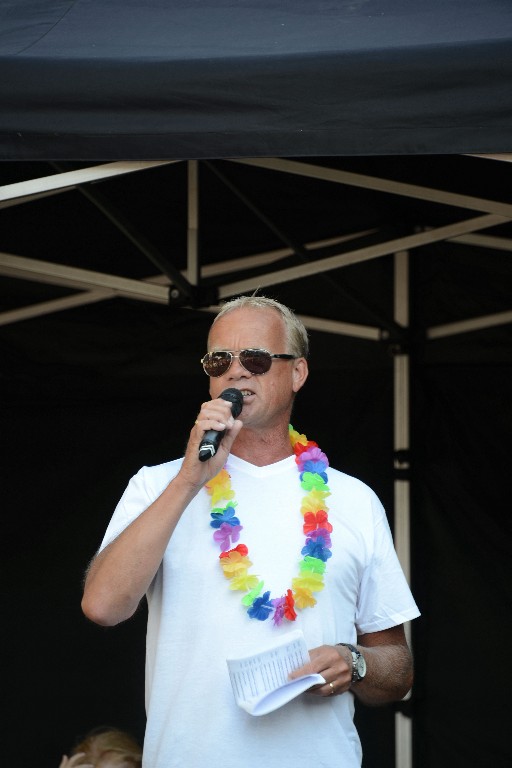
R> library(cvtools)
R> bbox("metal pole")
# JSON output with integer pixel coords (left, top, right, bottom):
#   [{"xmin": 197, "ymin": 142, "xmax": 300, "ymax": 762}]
[
  {"xmin": 187, "ymin": 160, "xmax": 199, "ymax": 286},
  {"xmin": 393, "ymin": 250, "xmax": 412, "ymax": 768}
]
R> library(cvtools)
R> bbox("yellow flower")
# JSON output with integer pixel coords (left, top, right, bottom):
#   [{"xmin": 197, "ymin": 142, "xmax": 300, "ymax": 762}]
[
  {"xmin": 289, "ymin": 426, "xmax": 308, "ymax": 448},
  {"xmin": 206, "ymin": 469, "xmax": 235, "ymax": 506},
  {"xmin": 301, "ymin": 489, "xmax": 331, "ymax": 516},
  {"xmin": 292, "ymin": 572, "xmax": 325, "ymax": 593},
  {"xmin": 292, "ymin": 585, "xmax": 317, "ymax": 609},
  {"xmin": 229, "ymin": 573, "xmax": 261, "ymax": 592},
  {"xmin": 219, "ymin": 551, "xmax": 252, "ymax": 579}
]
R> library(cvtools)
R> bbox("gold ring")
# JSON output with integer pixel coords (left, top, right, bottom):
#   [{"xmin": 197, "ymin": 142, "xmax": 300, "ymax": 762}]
[{"xmin": 329, "ymin": 682, "xmax": 335, "ymax": 695}]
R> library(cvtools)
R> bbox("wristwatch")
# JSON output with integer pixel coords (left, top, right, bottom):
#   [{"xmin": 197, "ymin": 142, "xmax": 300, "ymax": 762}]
[{"xmin": 337, "ymin": 643, "xmax": 367, "ymax": 683}]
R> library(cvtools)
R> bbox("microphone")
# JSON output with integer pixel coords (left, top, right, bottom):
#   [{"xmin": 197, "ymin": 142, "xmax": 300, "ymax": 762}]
[{"xmin": 198, "ymin": 388, "xmax": 244, "ymax": 462}]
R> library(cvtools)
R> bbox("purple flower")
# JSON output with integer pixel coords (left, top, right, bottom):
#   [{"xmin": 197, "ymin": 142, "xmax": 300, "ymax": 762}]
[
  {"xmin": 296, "ymin": 447, "xmax": 329, "ymax": 473},
  {"xmin": 213, "ymin": 522, "xmax": 242, "ymax": 551},
  {"xmin": 271, "ymin": 596, "xmax": 286, "ymax": 626},
  {"xmin": 308, "ymin": 528, "xmax": 332, "ymax": 548}
]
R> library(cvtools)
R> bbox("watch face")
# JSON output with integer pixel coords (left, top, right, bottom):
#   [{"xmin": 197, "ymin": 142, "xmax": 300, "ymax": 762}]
[{"xmin": 356, "ymin": 655, "xmax": 367, "ymax": 679}]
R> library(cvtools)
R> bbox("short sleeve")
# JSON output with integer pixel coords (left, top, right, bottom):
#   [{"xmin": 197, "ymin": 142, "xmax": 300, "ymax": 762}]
[
  {"xmin": 355, "ymin": 493, "xmax": 420, "ymax": 634},
  {"xmin": 99, "ymin": 461, "xmax": 179, "ymax": 551}
]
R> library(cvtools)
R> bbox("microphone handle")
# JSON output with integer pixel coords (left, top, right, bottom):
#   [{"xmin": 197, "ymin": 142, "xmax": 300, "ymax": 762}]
[
  {"xmin": 198, "ymin": 428, "xmax": 226, "ymax": 462},
  {"xmin": 197, "ymin": 387, "xmax": 243, "ymax": 462}
]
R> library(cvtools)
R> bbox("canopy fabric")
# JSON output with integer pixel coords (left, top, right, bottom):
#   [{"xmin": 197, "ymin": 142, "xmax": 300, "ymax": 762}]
[
  {"xmin": 1, "ymin": 0, "xmax": 511, "ymax": 160},
  {"xmin": 1, "ymin": 3, "xmax": 511, "ymax": 767}
]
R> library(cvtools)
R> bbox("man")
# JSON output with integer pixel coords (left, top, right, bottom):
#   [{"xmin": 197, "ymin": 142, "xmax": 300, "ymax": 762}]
[{"xmin": 82, "ymin": 295, "xmax": 420, "ymax": 768}]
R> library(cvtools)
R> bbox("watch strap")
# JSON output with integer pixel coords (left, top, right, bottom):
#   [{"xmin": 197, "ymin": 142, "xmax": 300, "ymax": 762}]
[{"xmin": 337, "ymin": 642, "xmax": 365, "ymax": 683}]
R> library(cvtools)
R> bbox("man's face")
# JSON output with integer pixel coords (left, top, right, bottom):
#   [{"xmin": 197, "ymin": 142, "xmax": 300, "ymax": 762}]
[{"xmin": 206, "ymin": 307, "xmax": 308, "ymax": 431}]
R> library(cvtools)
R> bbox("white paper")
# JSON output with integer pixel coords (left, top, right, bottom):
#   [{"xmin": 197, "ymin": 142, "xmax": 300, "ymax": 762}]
[{"xmin": 226, "ymin": 629, "xmax": 325, "ymax": 716}]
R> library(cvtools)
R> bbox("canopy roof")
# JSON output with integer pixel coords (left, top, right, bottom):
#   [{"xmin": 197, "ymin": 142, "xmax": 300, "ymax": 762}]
[
  {"xmin": 1, "ymin": 0, "xmax": 512, "ymax": 159},
  {"xmin": 1, "ymin": 4, "xmax": 511, "ymax": 768}
]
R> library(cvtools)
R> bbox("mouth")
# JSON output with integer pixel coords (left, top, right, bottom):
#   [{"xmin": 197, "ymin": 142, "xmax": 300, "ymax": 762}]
[{"xmin": 240, "ymin": 389, "xmax": 255, "ymax": 399}]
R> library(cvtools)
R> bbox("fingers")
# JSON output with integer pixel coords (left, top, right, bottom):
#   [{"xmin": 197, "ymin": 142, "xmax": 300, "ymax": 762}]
[
  {"xmin": 195, "ymin": 398, "xmax": 239, "ymax": 432},
  {"xmin": 191, "ymin": 397, "xmax": 244, "ymax": 458},
  {"xmin": 290, "ymin": 644, "xmax": 352, "ymax": 698},
  {"xmin": 59, "ymin": 755, "xmax": 93, "ymax": 768},
  {"xmin": 70, "ymin": 755, "xmax": 92, "ymax": 768},
  {"xmin": 180, "ymin": 398, "xmax": 243, "ymax": 485}
]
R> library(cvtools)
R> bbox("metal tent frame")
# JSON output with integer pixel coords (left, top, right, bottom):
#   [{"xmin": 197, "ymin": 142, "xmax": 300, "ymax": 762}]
[{"xmin": 1, "ymin": 155, "xmax": 511, "ymax": 768}]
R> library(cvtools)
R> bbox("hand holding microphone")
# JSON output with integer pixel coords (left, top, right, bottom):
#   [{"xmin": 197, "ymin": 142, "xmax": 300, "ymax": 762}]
[{"xmin": 198, "ymin": 388, "xmax": 244, "ymax": 462}]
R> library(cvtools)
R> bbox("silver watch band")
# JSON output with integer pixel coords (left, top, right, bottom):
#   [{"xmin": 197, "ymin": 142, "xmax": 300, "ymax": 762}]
[{"xmin": 337, "ymin": 642, "xmax": 365, "ymax": 683}]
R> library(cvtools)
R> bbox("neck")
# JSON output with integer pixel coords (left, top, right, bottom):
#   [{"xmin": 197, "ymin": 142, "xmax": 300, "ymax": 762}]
[{"xmin": 230, "ymin": 424, "xmax": 293, "ymax": 467}]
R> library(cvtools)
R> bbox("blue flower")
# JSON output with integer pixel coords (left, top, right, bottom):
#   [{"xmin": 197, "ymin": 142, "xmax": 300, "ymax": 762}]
[
  {"xmin": 301, "ymin": 537, "xmax": 332, "ymax": 562},
  {"xmin": 210, "ymin": 505, "xmax": 240, "ymax": 529},
  {"xmin": 247, "ymin": 590, "xmax": 273, "ymax": 620},
  {"xmin": 303, "ymin": 458, "xmax": 328, "ymax": 475},
  {"xmin": 300, "ymin": 465, "xmax": 328, "ymax": 483}
]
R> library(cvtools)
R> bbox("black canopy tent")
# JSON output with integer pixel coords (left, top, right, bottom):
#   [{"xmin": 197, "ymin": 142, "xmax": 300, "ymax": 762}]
[
  {"xmin": 1, "ymin": 0, "xmax": 512, "ymax": 159},
  {"xmin": 1, "ymin": 3, "xmax": 511, "ymax": 768}
]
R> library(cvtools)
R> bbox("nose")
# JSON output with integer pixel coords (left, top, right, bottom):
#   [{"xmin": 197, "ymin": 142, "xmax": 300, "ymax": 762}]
[{"xmin": 228, "ymin": 355, "xmax": 252, "ymax": 378}]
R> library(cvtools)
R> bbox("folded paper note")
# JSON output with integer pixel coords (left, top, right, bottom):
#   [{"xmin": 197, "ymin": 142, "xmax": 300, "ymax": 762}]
[{"xmin": 226, "ymin": 629, "xmax": 325, "ymax": 716}]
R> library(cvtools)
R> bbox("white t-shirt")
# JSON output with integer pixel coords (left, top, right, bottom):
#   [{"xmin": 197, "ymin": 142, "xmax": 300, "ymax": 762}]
[{"xmin": 102, "ymin": 454, "xmax": 420, "ymax": 768}]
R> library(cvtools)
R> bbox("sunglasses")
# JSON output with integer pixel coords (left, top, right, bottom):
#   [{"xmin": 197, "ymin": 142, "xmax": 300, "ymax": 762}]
[{"xmin": 201, "ymin": 348, "xmax": 297, "ymax": 377}]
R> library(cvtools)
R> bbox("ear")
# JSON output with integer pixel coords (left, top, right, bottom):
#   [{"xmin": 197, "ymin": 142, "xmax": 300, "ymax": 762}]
[{"xmin": 292, "ymin": 358, "xmax": 309, "ymax": 393}]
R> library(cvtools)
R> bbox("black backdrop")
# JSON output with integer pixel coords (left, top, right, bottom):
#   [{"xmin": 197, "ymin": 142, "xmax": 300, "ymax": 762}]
[
  {"xmin": 1, "ymin": 0, "xmax": 512, "ymax": 764},
  {"xmin": 2, "ymin": 265, "xmax": 511, "ymax": 767}
]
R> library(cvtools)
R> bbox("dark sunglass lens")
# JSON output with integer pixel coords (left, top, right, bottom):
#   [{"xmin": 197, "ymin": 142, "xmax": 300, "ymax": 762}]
[
  {"xmin": 204, "ymin": 352, "xmax": 231, "ymax": 376},
  {"xmin": 240, "ymin": 349, "xmax": 272, "ymax": 374}
]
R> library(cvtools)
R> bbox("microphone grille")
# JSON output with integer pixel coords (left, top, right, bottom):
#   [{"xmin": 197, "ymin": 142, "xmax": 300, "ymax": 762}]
[{"xmin": 220, "ymin": 388, "xmax": 244, "ymax": 418}]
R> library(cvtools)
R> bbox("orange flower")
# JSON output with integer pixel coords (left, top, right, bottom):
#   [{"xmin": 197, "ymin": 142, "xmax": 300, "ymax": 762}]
[
  {"xmin": 303, "ymin": 510, "xmax": 333, "ymax": 535},
  {"xmin": 284, "ymin": 589, "xmax": 297, "ymax": 621},
  {"xmin": 219, "ymin": 550, "xmax": 253, "ymax": 579}
]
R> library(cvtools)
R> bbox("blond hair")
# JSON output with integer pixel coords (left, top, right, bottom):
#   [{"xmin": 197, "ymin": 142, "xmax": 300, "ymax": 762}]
[
  {"xmin": 211, "ymin": 295, "xmax": 309, "ymax": 359},
  {"xmin": 71, "ymin": 727, "xmax": 142, "ymax": 768}
]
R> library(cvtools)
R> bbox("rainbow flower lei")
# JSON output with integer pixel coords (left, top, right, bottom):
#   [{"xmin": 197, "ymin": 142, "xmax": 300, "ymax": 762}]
[{"xmin": 205, "ymin": 425, "xmax": 332, "ymax": 625}]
